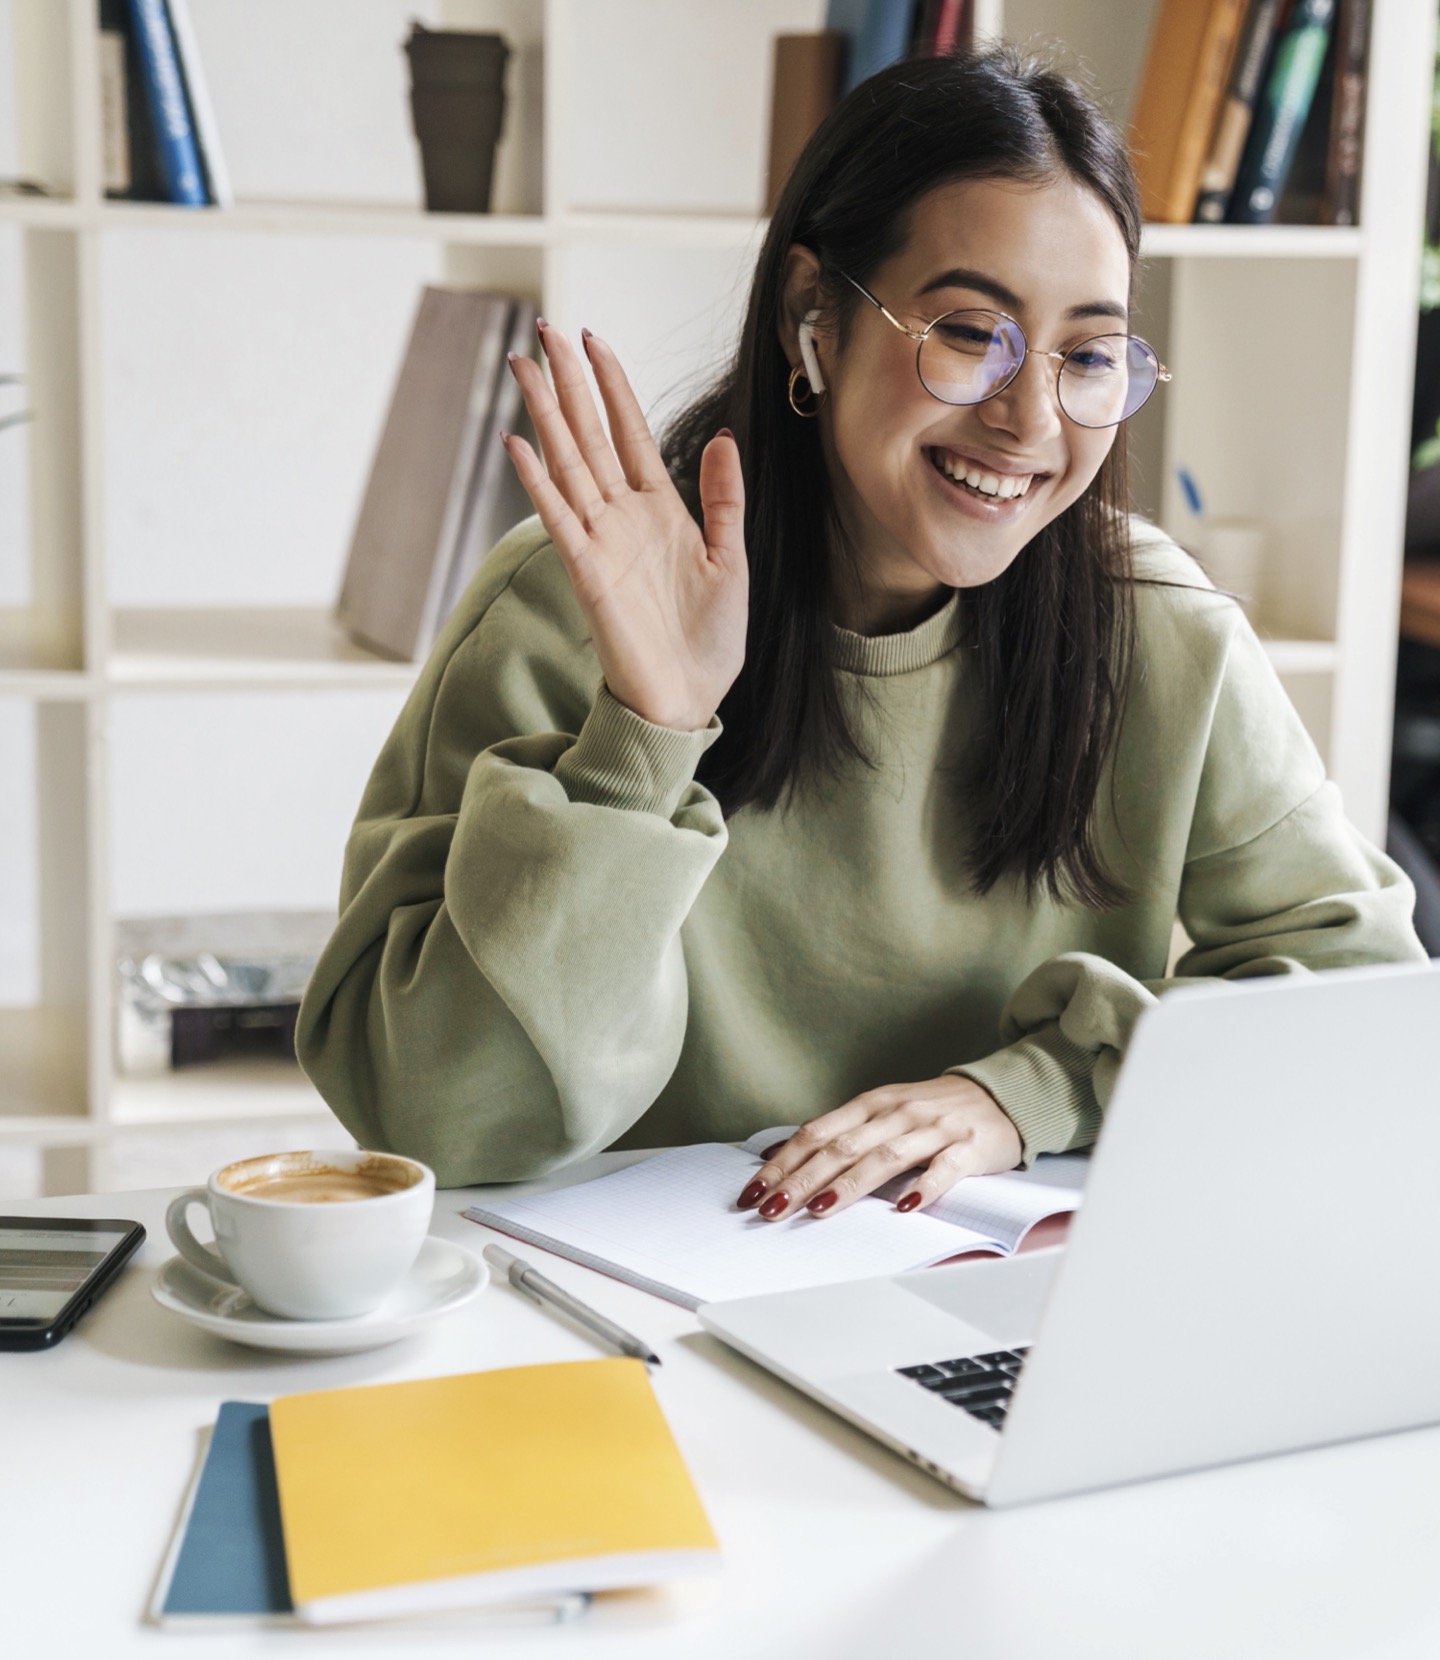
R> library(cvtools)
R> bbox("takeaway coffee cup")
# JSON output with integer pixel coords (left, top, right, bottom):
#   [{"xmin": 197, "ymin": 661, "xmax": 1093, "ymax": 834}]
[
  {"xmin": 165, "ymin": 1149, "xmax": 435, "ymax": 1320},
  {"xmin": 405, "ymin": 22, "xmax": 510, "ymax": 213}
]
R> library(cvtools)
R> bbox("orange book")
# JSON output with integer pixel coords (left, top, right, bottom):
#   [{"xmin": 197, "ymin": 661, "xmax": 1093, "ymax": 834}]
[{"xmin": 1128, "ymin": 0, "xmax": 1250, "ymax": 223}]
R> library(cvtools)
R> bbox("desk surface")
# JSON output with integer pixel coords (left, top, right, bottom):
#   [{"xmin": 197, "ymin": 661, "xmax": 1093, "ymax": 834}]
[{"xmin": 6, "ymin": 1157, "xmax": 1440, "ymax": 1660}]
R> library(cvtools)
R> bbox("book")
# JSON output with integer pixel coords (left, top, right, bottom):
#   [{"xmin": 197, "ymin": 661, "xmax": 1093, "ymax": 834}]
[
  {"xmin": 98, "ymin": 28, "xmax": 131, "ymax": 195},
  {"xmin": 436, "ymin": 297, "xmax": 538, "ymax": 623},
  {"xmin": 828, "ymin": 0, "xmax": 920, "ymax": 95},
  {"xmin": 464, "ymin": 1132, "xmax": 1086, "ymax": 1312},
  {"xmin": 1323, "ymin": 0, "xmax": 1369, "ymax": 225},
  {"xmin": 125, "ymin": 0, "xmax": 208, "ymax": 206},
  {"xmin": 1194, "ymin": 0, "xmax": 1289, "ymax": 222},
  {"xmin": 1128, "ymin": 0, "xmax": 1251, "ymax": 224},
  {"xmin": 150, "ymin": 1403, "xmax": 291, "ymax": 1626},
  {"xmin": 267, "ymin": 1361, "xmax": 720, "ymax": 1624},
  {"xmin": 765, "ymin": 33, "xmax": 845, "ymax": 214},
  {"xmin": 165, "ymin": 0, "xmax": 234, "ymax": 208},
  {"xmin": 1276, "ymin": 18, "xmax": 1339, "ymax": 223},
  {"xmin": 336, "ymin": 287, "xmax": 515, "ymax": 661},
  {"xmin": 149, "ymin": 1401, "xmax": 587, "ymax": 1630},
  {"xmin": 1226, "ymin": 0, "xmax": 1338, "ymax": 223},
  {"xmin": 928, "ymin": 0, "xmax": 971, "ymax": 55},
  {"xmin": 99, "ymin": 0, "xmax": 166, "ymax": 202}
]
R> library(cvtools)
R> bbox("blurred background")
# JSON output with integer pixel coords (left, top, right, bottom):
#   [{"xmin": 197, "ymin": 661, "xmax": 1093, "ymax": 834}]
[{"xmin": 0, "ymin": 0, "xmax": 1435, "ymax": 1200}]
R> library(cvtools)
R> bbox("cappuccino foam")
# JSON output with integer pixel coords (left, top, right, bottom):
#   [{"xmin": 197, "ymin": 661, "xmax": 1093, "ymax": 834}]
[
  {"xmin": 232, "ymin": 1170, "xmax": 401, "ymax": 1203},
  {"xmin": 219, "ymin": 1153, "xmax": 418, "ymax": 1204}
]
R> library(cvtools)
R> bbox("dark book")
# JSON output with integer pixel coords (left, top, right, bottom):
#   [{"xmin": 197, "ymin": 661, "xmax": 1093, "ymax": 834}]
[
  {"xmin": 126, "ymin": 0, "xmax": 208, "ymax": 205},
  {"xmin": 765, "ymin": 32, "xmax": 845, "ymax": 213},
  {"xmin": 1226, "ymin": 0, "xmax": 1338, "ymax": 224},
  {"xmin": 1323, "ymin": 0, "xmax": 1369, "ymax": 225},
  {"xmin": 910, "ymin": 0, "xmax": 969, "ymax": 55},
  {"xmin": 1194, "ymin": 0, "xmax": 1290, "ymax": 222},
  {"xmin": 1276, "ymin": 18, "xmax": 1338, "ymax": 222},
  {"xmin": 99, "ymin": 0, "xmax": 166, "ymax": 201},
  {"xmin": 1128, "ymin": 0, "xmax": 1250, "ymax": 224},
  {"xmin": 827, "ymin": 0, "xmax": 918, "ymax": 95}
]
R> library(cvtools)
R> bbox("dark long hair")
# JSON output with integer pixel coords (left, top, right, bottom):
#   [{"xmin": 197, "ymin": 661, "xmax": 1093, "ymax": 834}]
[{"xmin": 662, "ymin": 46, "xmax": 1142, "ymax": 909}]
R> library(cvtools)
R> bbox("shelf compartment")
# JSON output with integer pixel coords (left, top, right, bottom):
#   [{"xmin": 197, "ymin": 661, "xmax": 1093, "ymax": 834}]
[
  {"xmin": 95, "ymin": 199, "xmax": 553, "ymax": 245},
  {"xmin": 0, "ymin": 608, "xmax": 87, "ymax": 684},
  {"xmin": 109, "ymin": 1058, "xmax": 341, "ymax": 1127},
  {"xmin": 0, "ymin": 199, "xmax": 85, "ymax": 228},
  {"xmin": 109, "ymin": 607, "xmax": 421, "ymax": 690},
  {"xmin": 0, "ymin": 1006, "xmax": 88, "ymax": 1122},
  {"xmin": 1140, "ymin": 225, "xmax": 1364, "ymax": 261},
  {"xmin": 1258, "ymin": 637, "xmax": 1340, "ymax": 675}
]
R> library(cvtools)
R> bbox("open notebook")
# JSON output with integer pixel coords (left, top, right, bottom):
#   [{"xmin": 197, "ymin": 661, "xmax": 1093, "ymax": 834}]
[{"xmin": 464, "ymin": 1130, "xmax": 1086, "ymax": 1310}]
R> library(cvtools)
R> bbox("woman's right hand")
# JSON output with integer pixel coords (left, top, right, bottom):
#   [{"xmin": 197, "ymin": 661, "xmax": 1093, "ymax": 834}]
[{"xmin": 502, "ymin": 323, "xmax": 749, "ymax": 733}]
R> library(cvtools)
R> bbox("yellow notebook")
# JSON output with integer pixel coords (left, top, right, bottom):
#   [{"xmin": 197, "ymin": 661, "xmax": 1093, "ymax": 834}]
[{"xmin": 268, "ymin": 1359, "xmax": 719, "ymax": 1625}]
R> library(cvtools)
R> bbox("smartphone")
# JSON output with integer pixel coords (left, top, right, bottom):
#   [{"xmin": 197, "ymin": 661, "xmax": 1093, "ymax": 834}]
[{"xmin": 0, "ymin": 1216, "xmax": 146, "ymax": 1350}]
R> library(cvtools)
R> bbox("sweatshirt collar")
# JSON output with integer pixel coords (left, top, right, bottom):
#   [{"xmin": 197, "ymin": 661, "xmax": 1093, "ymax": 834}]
[{"xmin": 829, "ymin": 590, "xmax": 964, "ymax": 676}]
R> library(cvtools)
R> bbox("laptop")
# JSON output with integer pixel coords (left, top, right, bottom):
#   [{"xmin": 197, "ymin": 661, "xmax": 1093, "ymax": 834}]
[{"xmin": 697, "ymin": 960, "xmax": 1440, "ymax": 1507}]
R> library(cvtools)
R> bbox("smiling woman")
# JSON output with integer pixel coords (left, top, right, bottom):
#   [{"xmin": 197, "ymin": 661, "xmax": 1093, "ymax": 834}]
[{"xmin": 296, "ymin": 49, "xmax": 1425, "ymax": 1215}]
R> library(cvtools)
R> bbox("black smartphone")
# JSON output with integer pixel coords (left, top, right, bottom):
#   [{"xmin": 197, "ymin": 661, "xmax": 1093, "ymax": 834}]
[{"xmin": 0, "ymin": 1215, "xmax": 146, "ymax": 1350}]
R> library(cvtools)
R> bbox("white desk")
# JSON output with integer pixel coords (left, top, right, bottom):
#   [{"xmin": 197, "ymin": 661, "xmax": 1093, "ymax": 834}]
[{"xmin": 6, "ymin": 1160, "xmax": 1440, "ymax": 1660}]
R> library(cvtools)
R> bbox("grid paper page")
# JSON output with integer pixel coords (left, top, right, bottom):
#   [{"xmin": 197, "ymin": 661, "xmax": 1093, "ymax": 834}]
[
  {"xmin": 465, "ymin": 1145, "xmax": 994, "ymax": 1310},
  {"xmin": 740, "ymin": 1128, "xmax": 1087, "ymax": 1255}
]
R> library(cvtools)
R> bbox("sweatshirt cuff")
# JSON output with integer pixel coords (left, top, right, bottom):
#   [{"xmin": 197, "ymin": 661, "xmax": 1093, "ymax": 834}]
[
  {"xmin": 947, "ymin": 1024, "xmax": 1102, "ymax": 1167},
  {"xmin": 553, "ymin": 685, "xmax": 721, "ymax": 818}
]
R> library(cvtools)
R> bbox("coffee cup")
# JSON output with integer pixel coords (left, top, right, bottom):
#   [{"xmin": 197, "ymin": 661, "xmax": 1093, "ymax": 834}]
[{"xmin": 165, "ymin": 1149, "xmax": 435, "ymax": 1320}]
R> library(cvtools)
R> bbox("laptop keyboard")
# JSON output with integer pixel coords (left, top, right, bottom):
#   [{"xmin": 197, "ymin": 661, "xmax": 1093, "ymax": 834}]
[{"xmin": 897, "ymin": 1348, "xmax": 1030, "ymax": 1428}]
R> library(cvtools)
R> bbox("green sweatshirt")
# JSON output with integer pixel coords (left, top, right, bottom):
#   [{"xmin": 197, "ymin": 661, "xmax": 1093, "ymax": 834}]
[{"xmin": 297, "ymin": 516, "xmax": 1425, "ymax": 1186}]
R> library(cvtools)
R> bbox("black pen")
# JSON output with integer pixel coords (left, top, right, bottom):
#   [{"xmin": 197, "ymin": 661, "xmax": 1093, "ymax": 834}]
[{"xmin": 482, "ymin": 1242, "xmax": 662, "ymax": 1366}]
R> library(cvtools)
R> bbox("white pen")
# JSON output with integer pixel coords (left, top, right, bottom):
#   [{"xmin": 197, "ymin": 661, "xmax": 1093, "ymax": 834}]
[{"xmin": 482, "ymin": 1242, "xmax": 662, "ymax": 1366}]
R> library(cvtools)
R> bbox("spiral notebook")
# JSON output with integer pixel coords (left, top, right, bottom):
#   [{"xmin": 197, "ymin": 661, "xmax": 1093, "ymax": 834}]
[{"xmin": 464, "ymin": 1132, "xmax": 1086, "ymax": 1310}]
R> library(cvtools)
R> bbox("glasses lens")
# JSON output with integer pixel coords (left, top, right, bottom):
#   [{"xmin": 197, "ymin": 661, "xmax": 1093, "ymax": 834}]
[
  {"xmin": 1059, "ymin": 335, "xmax": 1160, "ymax": 427},
  {"xmin": 917, "ymin": 311, "xmax": 1026, "ymax": 405}
]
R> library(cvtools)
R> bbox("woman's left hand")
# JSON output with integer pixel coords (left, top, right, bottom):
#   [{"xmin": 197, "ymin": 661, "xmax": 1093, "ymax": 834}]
[{"xmin": 735, "ymin": 1076, "xmax": 1023, "ymax": 1220}]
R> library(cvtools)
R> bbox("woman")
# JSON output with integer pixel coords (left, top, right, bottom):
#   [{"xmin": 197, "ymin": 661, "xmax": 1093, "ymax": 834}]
[{"xmin": 297, "ymin": 49, "xmax": 1423, "ymax": 1217}]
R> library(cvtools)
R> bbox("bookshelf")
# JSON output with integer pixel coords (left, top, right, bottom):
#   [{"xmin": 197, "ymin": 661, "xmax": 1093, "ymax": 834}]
[{"xmin": 0, "ymin": 0, "xmax": 1433, "ymax": 1194}]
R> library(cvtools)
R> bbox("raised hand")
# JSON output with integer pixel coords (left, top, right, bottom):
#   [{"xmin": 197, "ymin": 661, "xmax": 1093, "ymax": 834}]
[{"xmin": 502, "ymin": 322, "xmax": 748, "ymax": 733}]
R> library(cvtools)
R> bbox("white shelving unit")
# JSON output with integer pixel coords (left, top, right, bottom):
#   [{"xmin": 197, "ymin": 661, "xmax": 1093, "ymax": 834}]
[{"xmin": 0, "ymin": 0, "xmax": 1433, "ymax": 1194}]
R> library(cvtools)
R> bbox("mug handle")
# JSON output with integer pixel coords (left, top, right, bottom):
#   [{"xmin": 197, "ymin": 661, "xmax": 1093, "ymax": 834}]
[{"xmin": 165, "ymin": 1189, "xmax": 234, "ymax": 1282}]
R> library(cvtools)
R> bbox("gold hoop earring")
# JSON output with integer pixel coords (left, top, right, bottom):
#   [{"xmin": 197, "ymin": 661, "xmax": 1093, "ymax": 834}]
[{"xmin": 787, "ymin": 365, "xmax": 826, "ymax": 418}]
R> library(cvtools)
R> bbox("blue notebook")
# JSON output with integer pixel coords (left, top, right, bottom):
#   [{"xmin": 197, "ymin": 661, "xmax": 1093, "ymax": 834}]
[
  {"xmin": 149, "ymin": 1401, "xmax": 588, "ymax": 1630},
  {"xmin": 152, "ymin": 1402, "xmax": 292, "ymax": 1624}
]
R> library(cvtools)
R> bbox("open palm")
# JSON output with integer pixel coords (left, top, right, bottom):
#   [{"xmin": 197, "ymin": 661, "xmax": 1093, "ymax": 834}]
[{"xmin": 503, "ymin": 325, "xmax": 748, "ymax": 733}]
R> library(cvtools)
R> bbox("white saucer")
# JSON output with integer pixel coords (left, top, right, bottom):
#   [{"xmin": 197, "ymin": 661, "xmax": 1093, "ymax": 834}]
[{"xmin": 150, "ymin": 1235, "xmax": 488, "ymax": 1355}]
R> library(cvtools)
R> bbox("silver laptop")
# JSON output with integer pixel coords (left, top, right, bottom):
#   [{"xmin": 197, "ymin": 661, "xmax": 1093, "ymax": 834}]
[{"xmin": 698, "ymin": 961, "xmax": 1440, "ymax": 1507}]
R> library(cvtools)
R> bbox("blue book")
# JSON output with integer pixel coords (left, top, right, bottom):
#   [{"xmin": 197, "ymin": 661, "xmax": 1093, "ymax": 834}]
[
  {"xmin": 828, "ymin": 0, "xmax": 919, "ymax": 94},
  {"xmin": 153, "ymin": 1402, "xmax": 291, "ymax": 1623},
  {"xmin": 149, "ymin": 1401, "xmax": 589, "ymax": 1629},
  {"xmin": 125, "ymin": 0, "xmax": 208, "ymax": 206},
  {"xmin": 1225, "ymin": 0, "xmax": 1338, "ymax": 224}
]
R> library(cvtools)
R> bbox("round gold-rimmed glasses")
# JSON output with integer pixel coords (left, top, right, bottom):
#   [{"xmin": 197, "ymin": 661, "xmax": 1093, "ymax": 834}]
[{"xmin": 840, "ymin": 272, "xmax": 1171, "ymax": 429}]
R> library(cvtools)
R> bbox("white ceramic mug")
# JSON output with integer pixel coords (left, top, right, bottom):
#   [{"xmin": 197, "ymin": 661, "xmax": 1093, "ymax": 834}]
[{"xmin": 165, "ymin": 1149, "xmax": 435, "ymax": 1320}]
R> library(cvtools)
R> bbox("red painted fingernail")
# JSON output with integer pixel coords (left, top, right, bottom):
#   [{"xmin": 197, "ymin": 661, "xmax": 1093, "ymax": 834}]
[
  {"xmin": 717, "ymin": 426, "xmax": 734, "ymax": 440},
  {"xmin": 760, "ymin": 1142, "xmax": 786, "ymax": 1161},
  {"xmin": 807, "ymin": 1190, "xmax": 837, "ymax": 1214},
  {"xmin": 758, "ymin": 1191, "xmax": 789, "ymax": 1220},
  {"xmin": 896, "ymin": 1192, "xmax": 922, "ymax": 1213},
  {"xmin": 736, "ymin": 1179, "xmax": 767, "ymax": 1210}
]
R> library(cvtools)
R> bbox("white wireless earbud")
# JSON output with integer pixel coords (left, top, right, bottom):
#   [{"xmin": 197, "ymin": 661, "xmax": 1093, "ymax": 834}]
[{"xmin": 797, "ymin": 310, "xmax": 826, "ymax": 394}]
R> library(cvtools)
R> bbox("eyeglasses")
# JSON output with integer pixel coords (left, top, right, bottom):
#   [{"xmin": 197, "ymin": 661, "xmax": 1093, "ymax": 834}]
[{"xmin": 839, "ymin": 273, "xmax": 1171, "ymax": 429}]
